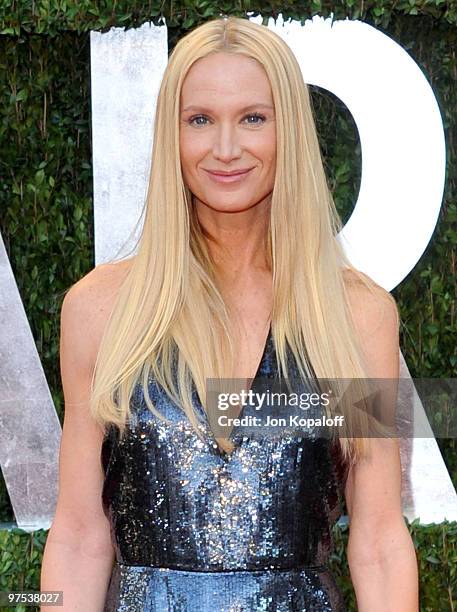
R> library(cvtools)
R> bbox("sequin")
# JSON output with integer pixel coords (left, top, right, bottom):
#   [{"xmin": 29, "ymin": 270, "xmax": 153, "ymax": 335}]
[{"xmin": 101, "ymin": 329, "xmax": 348, "ymax": 611}]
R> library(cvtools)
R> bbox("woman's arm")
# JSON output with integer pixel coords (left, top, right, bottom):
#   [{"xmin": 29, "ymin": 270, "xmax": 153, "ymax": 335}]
[
  {"xmin": 344, "ymin": 284, "xmax": 419, "ymax": 611},
  {"xmin": 41, "ymin": 267, "xmax": 121, "ymax": 611},
  {"xmin": 345, "ymin": 437, "xmax": 419, "ymax": 611}
]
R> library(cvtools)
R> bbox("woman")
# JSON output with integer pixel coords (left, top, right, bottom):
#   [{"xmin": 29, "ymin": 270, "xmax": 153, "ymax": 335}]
[{"xmin": 41, "ymin": 15, "xmax": 419, "ymax": 612}]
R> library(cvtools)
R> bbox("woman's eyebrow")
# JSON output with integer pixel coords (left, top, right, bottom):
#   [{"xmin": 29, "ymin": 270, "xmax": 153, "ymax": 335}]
[{"xmin": 181, "ymin": 103, "xmax": 274, "ymax": 113}]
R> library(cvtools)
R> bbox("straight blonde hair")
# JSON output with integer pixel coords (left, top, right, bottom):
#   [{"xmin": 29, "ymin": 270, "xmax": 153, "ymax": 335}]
[{"xmin": 90, "ymin": 16, "xmax": 399, "ymax": 470}]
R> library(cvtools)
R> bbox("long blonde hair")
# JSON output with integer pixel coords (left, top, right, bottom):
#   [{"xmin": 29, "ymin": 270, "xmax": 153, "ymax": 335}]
[{"xmin": 90, "ymin": 16, "xmax": 399, "ymax": 470}]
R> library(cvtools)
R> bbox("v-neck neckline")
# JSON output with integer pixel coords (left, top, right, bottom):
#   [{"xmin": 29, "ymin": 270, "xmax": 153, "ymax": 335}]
[
  {"xmin": 250, "ymin": 322, "xmax": 272, "ymax": 382},
  {"xmin": 196, "ymin": 323, "xmax": 273, "ymax": 462}
]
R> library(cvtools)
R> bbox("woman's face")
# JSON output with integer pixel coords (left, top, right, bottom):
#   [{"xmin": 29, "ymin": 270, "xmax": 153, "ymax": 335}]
[{"xmin": 179, "ymin": 52, "xmax": 276, "ymax": 213}]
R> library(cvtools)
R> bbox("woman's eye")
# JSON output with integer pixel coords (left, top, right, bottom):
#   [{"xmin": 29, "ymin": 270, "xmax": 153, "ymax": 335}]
[
  {"xmin": 187, "ymin": 113, "xmax": 266, "ymax": 127},
  {"xmin": 188, "ymin": 115, "xmax": 209, "ymax": 126},
  {"xmin": 243, "ymin": 113, "xmax": 266, "ymax": 125}
]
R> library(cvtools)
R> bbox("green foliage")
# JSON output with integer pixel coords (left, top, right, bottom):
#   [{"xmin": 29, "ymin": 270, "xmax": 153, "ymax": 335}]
[
  {"xmin": 0, "ymin": 0, "xmax": 456, "ymax": 38},
  {"xmin": 0, "ymin": 31, "xmax": 93, "ymax": 522},
  {"xmin": 0, "ymin": 1, "xmax": 455, "ymax": 609},
  {"xmin": 0, "ymin": 528, "xmax": 48, "ymax": 612},
  {"xmin": 410, "ymin": 519, "xmax": 457, "ymax": 611}
]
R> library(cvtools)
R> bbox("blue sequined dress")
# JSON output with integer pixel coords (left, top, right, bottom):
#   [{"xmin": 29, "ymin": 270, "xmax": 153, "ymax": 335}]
[{"xmin": 101, "ymin": 327, "xmax": 349, "ymax": 611}]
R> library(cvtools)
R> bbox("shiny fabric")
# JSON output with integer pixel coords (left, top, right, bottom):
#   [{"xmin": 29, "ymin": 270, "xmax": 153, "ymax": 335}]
[{"xmin": 101, "ymin": 328, "xmax": 349, "ymax": 611}]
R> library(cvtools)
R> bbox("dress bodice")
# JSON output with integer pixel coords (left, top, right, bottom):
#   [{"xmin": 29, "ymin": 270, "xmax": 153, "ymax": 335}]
[{"xmin": 101, "ymin": 329, "xmax": 349, "ymax": 572}]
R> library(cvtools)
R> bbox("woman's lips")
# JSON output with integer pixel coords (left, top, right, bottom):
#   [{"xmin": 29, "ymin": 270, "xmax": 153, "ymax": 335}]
[{"xmin": 203, "ymin": 168, "xmax": 254, "ymax": 183}]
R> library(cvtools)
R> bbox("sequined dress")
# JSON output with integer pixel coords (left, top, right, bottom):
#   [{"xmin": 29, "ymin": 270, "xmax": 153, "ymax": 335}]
[{"xmin": 101, "ymin": 328, "xmax": 349, "ymax": 611}]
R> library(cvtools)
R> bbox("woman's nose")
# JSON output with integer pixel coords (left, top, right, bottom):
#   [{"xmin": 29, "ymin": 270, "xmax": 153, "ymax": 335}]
[{"xmin": 212, "ymin": 123, "xmax": 242, "ymax": 162}]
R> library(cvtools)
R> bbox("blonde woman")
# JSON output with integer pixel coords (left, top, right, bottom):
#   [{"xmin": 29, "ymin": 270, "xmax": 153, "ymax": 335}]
[{"xmin": 41, "ymin": 16, "xmax": 419, "ymax": 612}]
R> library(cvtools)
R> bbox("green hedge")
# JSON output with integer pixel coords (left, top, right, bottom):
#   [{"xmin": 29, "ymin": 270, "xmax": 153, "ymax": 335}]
[{"xmin": 0, "ymin": 1, "xmax": 455, "ymax": 610}]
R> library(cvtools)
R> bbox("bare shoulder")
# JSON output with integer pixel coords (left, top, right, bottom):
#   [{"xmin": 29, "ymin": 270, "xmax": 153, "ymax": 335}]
[
  {"xmin": 342, "ymin": 267, "xmax": 399, "ymax": 340},
  {"xmin": 42, "ymin": 258, "xmax": 136, "ymax": 556},
  {"xmin": 42, "ymin": 256, "xmax": 135, "ymax": 551},
  {"xmin": 61, "ymin": 257, "xmax": 135, "ymax": 370},
  {"xmin": 66, "ymin": 256, "xmax": 134, "ymax": 304},
  {"xmin": 342, "ymin": 267, "xmax": 400, "ymax": 378}
]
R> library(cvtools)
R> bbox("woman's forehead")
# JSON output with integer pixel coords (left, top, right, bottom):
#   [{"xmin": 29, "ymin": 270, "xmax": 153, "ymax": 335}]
[{"xmin": 181, "ymin": 54, "xmax": 272, "ymax": 104}]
